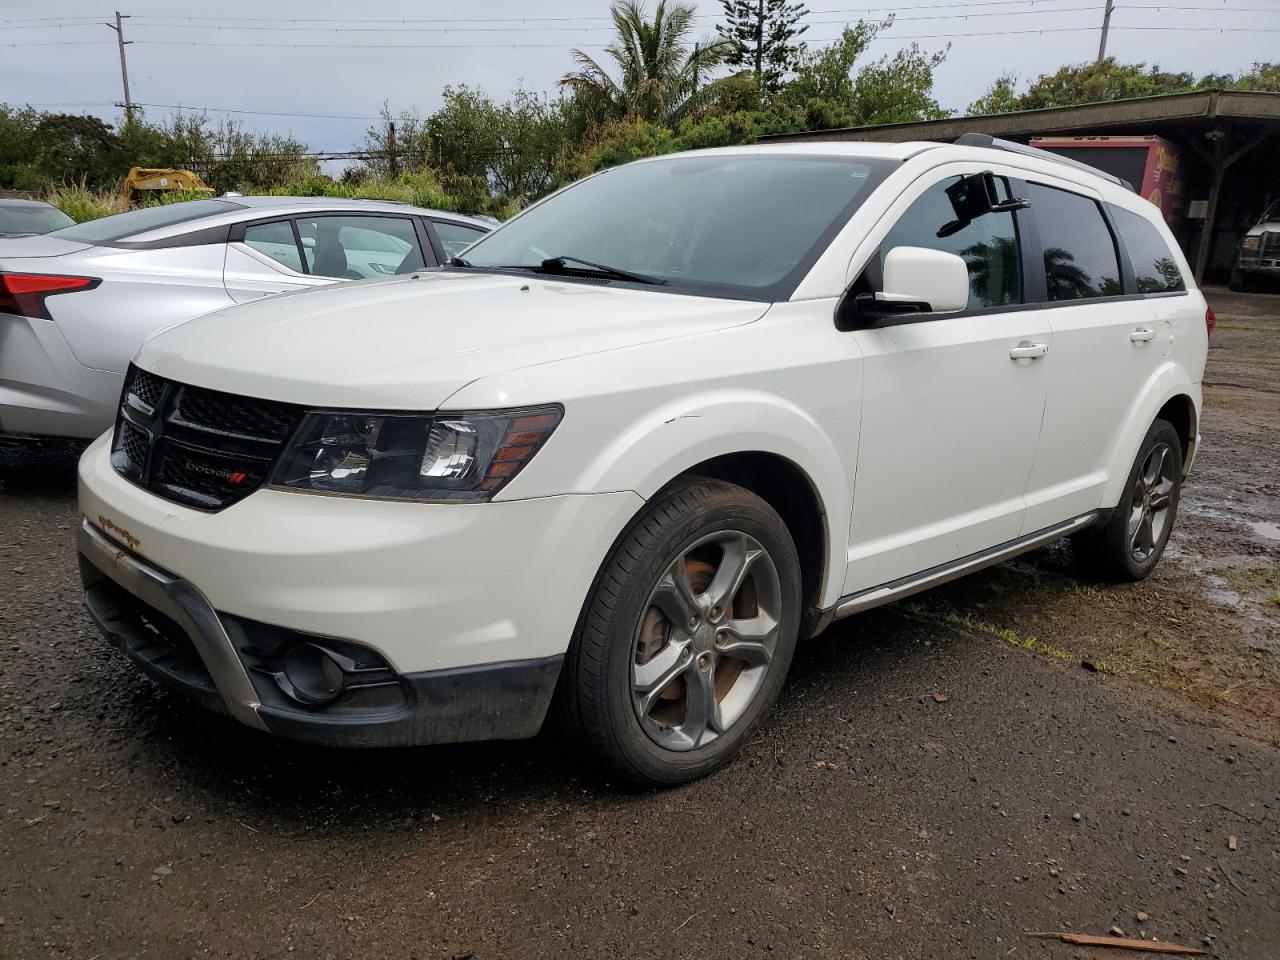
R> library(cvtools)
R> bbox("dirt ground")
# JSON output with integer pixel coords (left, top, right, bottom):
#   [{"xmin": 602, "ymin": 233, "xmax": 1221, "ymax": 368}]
[{"xmin": 0, "ymin": 287, "xmax": 1276, "ymax": 960}]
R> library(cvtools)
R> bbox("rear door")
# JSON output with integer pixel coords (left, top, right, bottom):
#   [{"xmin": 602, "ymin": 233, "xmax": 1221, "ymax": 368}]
[
  {"xmin": 843, "ymin": 164, "xmax": 1052, "ymax": 593},
  {"xmin": 224, "ymin": 218, "xmax": 330, "ymax": 303},
  {"xmin": 1018, "ymin": 179, "xmax": 1169, "ymax": 532}
]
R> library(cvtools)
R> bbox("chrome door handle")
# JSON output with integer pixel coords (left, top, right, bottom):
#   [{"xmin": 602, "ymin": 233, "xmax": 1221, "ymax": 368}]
[
  {"xmin": 1009, "ymin": 341, "xmax": 1049, "ymax": 360},
  {"xmin": 1130, "ymin": 327, "xmax": 1157, "ymax": 343}
]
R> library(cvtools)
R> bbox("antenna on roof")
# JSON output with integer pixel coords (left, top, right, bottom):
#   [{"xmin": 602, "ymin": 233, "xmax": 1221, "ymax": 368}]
[{"xmin": 954, "ymin": 132, "xmax": 1136, "ymax": 192}]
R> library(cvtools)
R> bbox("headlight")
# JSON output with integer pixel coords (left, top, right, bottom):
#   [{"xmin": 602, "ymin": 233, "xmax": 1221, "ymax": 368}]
[
  {"xmin": 1241, "ymin": 235, "xmax": 1261, "ymax": 252},
  {"xmin": 270, "ymin": 405, "xmax": 562, "ymax": 501}
]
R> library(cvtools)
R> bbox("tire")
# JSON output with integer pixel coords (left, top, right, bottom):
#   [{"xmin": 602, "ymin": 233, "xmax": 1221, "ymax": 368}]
[
  {"xmin": 557, "ymin": 477, "xmax": 802, "ymax": 785},
  {"xmin": 1229, "ymin": 268, "xmax": 1248, "ymax": 293},
  {"xmin": 1073, "ymin": 418, "xmax": 1183, "ymax": 582}
]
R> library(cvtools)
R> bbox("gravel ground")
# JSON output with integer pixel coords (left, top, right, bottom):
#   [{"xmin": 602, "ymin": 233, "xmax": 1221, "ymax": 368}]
[{"xmin": 0, "ymin": 287, "xmax": 1276, "ymax": 960}]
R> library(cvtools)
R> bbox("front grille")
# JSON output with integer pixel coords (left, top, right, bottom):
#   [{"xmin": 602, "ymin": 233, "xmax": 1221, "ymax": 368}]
[
  {"xmin": 111, "ymin": 365, "xmax": 303, "ymax": 511},
  {"xmin": 1262, "ymin": 231, "xmax": 1280, "ymax": 262}
]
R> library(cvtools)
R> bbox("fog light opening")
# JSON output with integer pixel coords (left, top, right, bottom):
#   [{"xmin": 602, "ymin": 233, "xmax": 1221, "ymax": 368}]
[{"xmin": 281, "ymin": 642, "xmax": 347, "ymax": 707}]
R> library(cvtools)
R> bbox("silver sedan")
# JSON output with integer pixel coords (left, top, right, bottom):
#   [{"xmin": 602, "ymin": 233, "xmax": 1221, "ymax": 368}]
[{"xmin": 0, "ymin": 196, "xmax": 491, "ymax": 440}]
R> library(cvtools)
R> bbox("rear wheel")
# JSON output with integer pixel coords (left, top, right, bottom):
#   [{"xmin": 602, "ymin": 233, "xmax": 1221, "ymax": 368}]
[
  {"xmin": 1074, "ymin": 418, "xmax": 1183, "ymax": 582},
  {"xmin": 558, "ymin": 477, "xmax": 801, "ymax": 785}
]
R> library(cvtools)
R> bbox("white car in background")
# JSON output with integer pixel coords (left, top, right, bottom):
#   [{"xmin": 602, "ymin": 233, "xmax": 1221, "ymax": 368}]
[
  {"xmin": 0, "ymin": 197, "xmax": 491, "ymax": 440},
  {"xmin": 77, "ymin": 137, "xmax": 1208, "ymax": 784}
]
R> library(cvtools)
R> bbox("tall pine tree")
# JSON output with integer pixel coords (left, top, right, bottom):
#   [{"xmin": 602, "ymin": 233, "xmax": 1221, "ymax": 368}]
[{"xmin": 717, "ymin": 0, "xmax": 810, "ymax": 95}]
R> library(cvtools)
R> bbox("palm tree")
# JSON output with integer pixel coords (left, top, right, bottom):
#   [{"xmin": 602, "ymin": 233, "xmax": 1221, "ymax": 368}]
[{"xmin": 560, "ymin": 0, "xmax": 747, "ymax": 126}]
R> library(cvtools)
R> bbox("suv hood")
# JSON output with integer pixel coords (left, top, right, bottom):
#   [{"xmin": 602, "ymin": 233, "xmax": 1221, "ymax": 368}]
[
  {"xmin": 137, "ymin": 271, "xmax": 769, "ymax": 409},
  {"xmin": 1246, "ymin": 220, "xmax": 1280, "ymax": 237}
]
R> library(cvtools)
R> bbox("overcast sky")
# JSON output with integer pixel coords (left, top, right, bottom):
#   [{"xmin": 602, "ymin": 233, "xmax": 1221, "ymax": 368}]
[{"xmin": 3, "ymin": 0, "xmax": 1275, "ymax": 155}]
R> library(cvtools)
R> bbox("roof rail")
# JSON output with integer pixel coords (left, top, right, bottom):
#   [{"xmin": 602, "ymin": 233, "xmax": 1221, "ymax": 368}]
[{"xmin": 953, "ymin": 132, "xmax": 1136, "ymax": 192}]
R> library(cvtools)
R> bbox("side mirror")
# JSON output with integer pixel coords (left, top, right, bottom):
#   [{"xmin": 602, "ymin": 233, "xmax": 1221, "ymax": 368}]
[
  {"xmin": 845, "ymin": 246, "xmax": 970, "ymax": 328},
  {"xmin": 300, "ymin": 236, "xmax": 316, "ymax": 249}
]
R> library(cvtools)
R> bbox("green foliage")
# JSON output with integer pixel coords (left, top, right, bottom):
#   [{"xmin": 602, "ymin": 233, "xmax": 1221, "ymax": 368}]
[
  {"xmin": 773, "ymin": 20, "xmax": 948, "ymax": 129},
  {"xmin": 1232, "ymin": 62, "xmax": 1280, "ymax": 92},
  {"xmin": 563, "ymin": 117, "xmax": 680, "ymax": 180},
  {"xmin": 1018, "ymin": 58, "xmax": 1195, "ymax": 110},
  {"xmin": 967, "ymin": 73, "xmax": 1020, "ymax": 117},
  {"xmin": 717, "ymin": 0, "xmax": 810, "ymax": 94},
  {"xmin": 43, "ymin": 183, "xmax": 129, "ymax": 222},
  {"xmin": 561, "ymin": 0, "xmax": 751, "ymax": 126}
]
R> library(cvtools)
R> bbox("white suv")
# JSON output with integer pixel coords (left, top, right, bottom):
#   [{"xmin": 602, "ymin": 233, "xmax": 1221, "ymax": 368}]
[{"xmin": 77, "ymin": 136, "xmax": 1209, "ymax": 784}]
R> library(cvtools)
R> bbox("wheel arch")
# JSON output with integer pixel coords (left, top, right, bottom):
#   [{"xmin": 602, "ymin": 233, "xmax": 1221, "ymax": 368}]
[
  {"xmin": 673, "ymin": 451, "xmax": 830, "ymax": 634},
  {"xmin": 562, "ymin": 390, "xmax": 851, "ymax": 613},
  {"xmin": 1100, "ymin": 364, "xmax": 1202, "ymax": 508}
]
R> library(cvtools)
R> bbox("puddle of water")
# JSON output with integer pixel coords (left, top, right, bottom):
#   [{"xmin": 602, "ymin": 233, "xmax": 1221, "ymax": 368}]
[{"xmin": 1249, "ymin": 520, "xmax": 1280, "ymax": 543}]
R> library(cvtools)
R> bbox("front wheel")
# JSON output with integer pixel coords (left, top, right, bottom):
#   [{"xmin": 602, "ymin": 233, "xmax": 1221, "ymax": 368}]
[
  {"xmin": 557, "ymin": 477, "xmax": 801, "ymax": 785},
  {"xmin": 1074, "ymin": 418, "xmax": 1183, "ymax": 582}
]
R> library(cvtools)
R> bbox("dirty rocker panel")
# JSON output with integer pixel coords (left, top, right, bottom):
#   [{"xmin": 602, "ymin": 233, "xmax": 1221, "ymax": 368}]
[{"xmin": 832, "ymin": 513, "xmax": 1099, "ymax": 619}]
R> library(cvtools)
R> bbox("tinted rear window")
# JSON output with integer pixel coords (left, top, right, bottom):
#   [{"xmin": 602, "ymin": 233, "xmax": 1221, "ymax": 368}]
[
  {"xmin": 1112, "ymin": 206, "xmax": 1186, "ymax": 294},
  {"xmin": 0, "ymin": 202, "xmax": 74, "ymax": 235},
  {"xmin": 52, "ymin": 199, "xmax": 242, "ymax": 244},
  {"xmin": 1025, "ymin": 183, "xmax": 1121, "ymax": 301}
]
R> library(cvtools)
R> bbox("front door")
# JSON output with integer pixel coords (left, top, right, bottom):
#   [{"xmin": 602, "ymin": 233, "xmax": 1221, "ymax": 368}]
[{"xmin": 844, "ymin": 169, "xmax": 1051, "ymax": 593}]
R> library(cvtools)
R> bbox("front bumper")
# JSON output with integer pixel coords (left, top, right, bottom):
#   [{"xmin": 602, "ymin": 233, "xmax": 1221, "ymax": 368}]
[
  {"xmin": 79, "ymin": 519, "xmax": 566, "ymax": 746},
  {"xmin": 76, "ymin": 434, "xmax": 645, "ymax": 746}
]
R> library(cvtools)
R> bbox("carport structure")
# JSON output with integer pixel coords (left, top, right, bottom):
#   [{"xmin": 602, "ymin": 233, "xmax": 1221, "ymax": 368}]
[{"xmin": 761, "ymin": 89, "xmax": 1280, "ymax": 282}]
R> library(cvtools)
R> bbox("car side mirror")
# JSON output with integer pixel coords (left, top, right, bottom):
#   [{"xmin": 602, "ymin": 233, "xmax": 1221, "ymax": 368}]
[
  {"xmin": 300, "ymin": 237, "xmax": 316, "ymax": 249},
  {"xmin": 843, "ymin": 246, "xmax": 970, "ymax": 329}
]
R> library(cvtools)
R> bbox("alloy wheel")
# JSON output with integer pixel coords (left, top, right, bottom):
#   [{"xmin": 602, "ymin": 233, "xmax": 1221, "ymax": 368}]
[
  {"xmin": 630, "ymin": 530, "xmax": 782, "ymax": 751},
  {"xmin": 1128, "ymin": 441, "xmax": 1176, "ymax": 562}
]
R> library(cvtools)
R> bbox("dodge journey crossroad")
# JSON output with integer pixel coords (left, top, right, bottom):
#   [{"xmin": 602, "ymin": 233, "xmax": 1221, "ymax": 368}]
[{"xmin": 77, "ymin": 135, "xmax": 1209, "ymax": 784}]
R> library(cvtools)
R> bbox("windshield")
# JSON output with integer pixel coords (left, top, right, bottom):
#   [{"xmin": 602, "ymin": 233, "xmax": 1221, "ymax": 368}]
[
  {"xmin": 0, "ymin": 202, "xmax": 74, "ymax": 236},
  {"xmin": 463, "ymin": 154, "xmax": 895, "ymax": 300},
  {"xmin": 51, "ymin": 199, "xmax": 243, "ymax": 244}
]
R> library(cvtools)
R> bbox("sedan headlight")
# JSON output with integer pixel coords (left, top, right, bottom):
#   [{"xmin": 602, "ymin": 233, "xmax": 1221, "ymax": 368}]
[{"xmin": 270, "ymin": 405, "xmax": 562, "ymax": 501}]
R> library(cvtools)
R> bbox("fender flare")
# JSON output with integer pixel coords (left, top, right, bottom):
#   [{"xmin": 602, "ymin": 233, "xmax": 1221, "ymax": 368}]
[
  {"xmin": 1099, "ymin": 362, "xmax": 1201, "ymax": 509},
  {"xmin": 574, "ymin": 389, "xmax": 852, "ymax": 609}
]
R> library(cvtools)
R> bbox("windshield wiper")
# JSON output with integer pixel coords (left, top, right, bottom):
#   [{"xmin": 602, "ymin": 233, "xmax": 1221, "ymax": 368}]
[
  {"xmin": 539, "ymin": 255, "xmax": 665, "ymax": 286},
  {"xmin": 449, "ymin": 256, "xmax": 472, "ymax": 267}
]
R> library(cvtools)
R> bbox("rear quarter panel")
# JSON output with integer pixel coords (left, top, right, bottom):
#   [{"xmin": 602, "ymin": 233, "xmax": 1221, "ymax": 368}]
[{"xmin": 49, "ymin": 244, "xmax": 233, "ymax": 373}]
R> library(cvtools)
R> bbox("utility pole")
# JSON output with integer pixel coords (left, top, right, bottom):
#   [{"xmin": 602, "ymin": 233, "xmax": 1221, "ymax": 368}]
[
  {"xmin": 1096, "ymin": 0, "xmax": 1115, "ymax": 62},
  {"xmin": 105, "ymin": 11, "xmax": 134, "ymax": 122}
]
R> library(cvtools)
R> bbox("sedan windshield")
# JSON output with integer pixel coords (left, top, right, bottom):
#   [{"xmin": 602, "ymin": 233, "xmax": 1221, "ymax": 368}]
[{"xmin": 462, "ymin": 154, "xmax": 895, "ymax": 301}]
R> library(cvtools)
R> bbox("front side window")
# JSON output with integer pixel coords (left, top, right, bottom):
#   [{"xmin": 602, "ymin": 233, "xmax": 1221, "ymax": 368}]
[
  {"xmin": 1112, "ymin": 206, "xmax": 1186, "ymax": 294},
  {"xmin": 434, "ymin": 220, "xmax": 488, "ymax": 259},
  {"xmin": 243, "ymin": 221, "xmax": 303, "ymax": 273},
  {"xmin": 1025, "ymin": 184, "xmax": 1121, "ymax": 301},
  {"xmin": 878, "ymin": 176, "xmax": 1023, "ymax": 311},
  {"xmin": 295, "ymin": 215, "xmax": 423, "ymax": 279},
  {"xmin": 462, "ymin": 154, "xmax": 896, "ymax": 301}
]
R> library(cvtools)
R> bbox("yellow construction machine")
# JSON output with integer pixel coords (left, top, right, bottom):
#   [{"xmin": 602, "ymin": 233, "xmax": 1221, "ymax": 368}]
[{"xmin": 120, "ymin": 167, "xmax": 215, "ymax": 203}]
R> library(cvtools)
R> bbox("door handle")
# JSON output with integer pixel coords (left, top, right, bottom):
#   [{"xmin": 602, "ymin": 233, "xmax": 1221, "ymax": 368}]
[
  {"xmin": 1130, "ymin": 327, "xmax": 1157, "ymax": 343},
  {"xmin": 1009, "ymin": 341, "xmax": 1049, "ymax": 360}
]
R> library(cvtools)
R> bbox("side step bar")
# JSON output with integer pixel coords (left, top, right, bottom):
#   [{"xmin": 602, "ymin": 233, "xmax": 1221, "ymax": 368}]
[{"xmin": 831, "ymin": 512, "xmax": 1098, "ymax": 621}]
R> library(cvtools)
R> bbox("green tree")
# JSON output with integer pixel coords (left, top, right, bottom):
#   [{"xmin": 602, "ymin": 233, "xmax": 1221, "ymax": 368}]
[
  {"xmin": 560, "ymin": 0, "xmax": 748, "ymax": 126},
  {"xmin": 361, "ymin": 104, "xmax": 432, "ymax": 179},
  {"xmin": 1231, "ymin": 62, "xmax": 1280, "ymax": 91},
  {"xmin": 717, "ymin": 0, "xmax": 810, "ymax": 95},
  {"xmin": 1017, "ymin": 59, "xmax": 1195, "ymax": 110},
  {"xmin": 778, "ymin": 20, "xmax": 948, "ymax": 129},
  {"xmin": 427, "ymin": 86, "xmax": 575, "ymax": 203},
  {"xmin": 967, "ymin": 73, "xmax": 1020, "ymax": 116}
]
